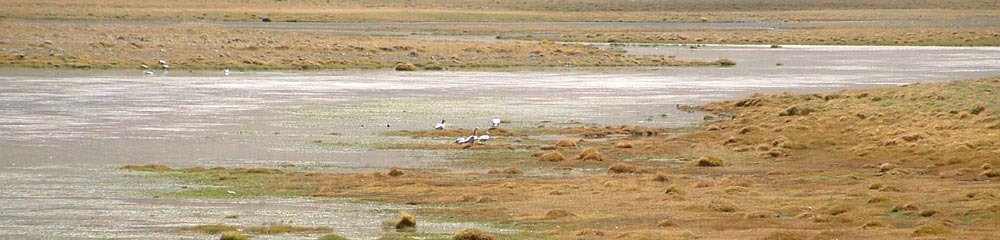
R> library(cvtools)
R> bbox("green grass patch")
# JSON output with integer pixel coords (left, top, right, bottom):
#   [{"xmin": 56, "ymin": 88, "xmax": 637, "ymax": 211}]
[
  {"xmin": 179, "ymin": 224, "xmax": 238, "ymax": 234},
  {"xmin": 246, "ymin": 224, "xmax": 331, "ymax": 234},
  {"xmin": 317, "ymin": 234, "xmax": 351, "ymax": 240},
  {"xmin": 220, "ymin": 231, "xmax": 250, "ymax": 240},
  {"xmin": 122, "ymin": 167, "xmax": 314, "ymax": 199}
]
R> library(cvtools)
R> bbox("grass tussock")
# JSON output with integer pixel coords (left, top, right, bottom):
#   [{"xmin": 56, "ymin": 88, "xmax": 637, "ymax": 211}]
[
  {"xmin": 388, "ymin": 168, "xmax": 405, "ymax": 177},
  {"xmin": 653, "ymin": 172, "xmax": 670, "ymax": 182},
  {"xmin": 656, "ymin": 219, "xmax": 679, "ymax": 227},
  {"xmin": 859, "ymin": 221, "xmax": 888, "ymax": 229},
  {"xmin": 709, "ymin": 200, "xmax": 738, "ymax": 212},
  {"xmin": 664, "ymin": 185, "xmax": 685, "ymax": 195},
  {"xmin": 694, "ymin": 156, "xmax": 726, "ymax": 167},
  {"xmin": 537, "ymin": 151, "xmax": 567, "ymax": 162},
  {"xmin": 608, "ymin": 163, "xmax": 648, "ymax": 174},
  {"xmin": 575, "ymin": 148, "xmax": 606, "ymax": 161},
  {"xmin": 487, "ymin": 166, "xmax": 523, "ymax": 175},
  {"xmin": 913, "ymin": 224, "xmax": 951, "ymax": 236},
  {"xmin": 555, "ymin": 138, "xmax": 582, "ymax": 148},
  {"xmin": 395, "ymin": 212, "xmax": 417, "ymax": 232},
  {"xmin": 453, "ymin": 229, "xmax": 495, "ymax": 240},
  {"xmin": 981, "ymin": 169, "xmax": 1000, "ymax": 178},
  {"xmin": 394, "ymin": 62, "xmax": 417, "ymax": 71},
  {"xmin": 544, "ymin": 209, "xmax": 576, "ymax": 220},
  {"xmin": 502, "ymin": 166, "xmax": 523, "ymax": 175}
]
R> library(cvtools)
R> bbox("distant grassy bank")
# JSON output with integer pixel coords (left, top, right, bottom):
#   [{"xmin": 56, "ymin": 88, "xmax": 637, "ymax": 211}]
[
  {"xmin": 0, "ymin": 21, "xmax": 736, "ymax": 70},
  {"xmin": 1, "ymin": 0, "xmax": 996, "ymax": 22}
]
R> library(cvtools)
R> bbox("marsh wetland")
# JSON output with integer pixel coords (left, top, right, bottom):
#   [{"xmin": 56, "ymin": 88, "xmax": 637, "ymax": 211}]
[
  {"xmin": 2, "ymin": 44, "xmax": 999, "ymax": 239},
  {"xmin": 2, "ymin": 1, "xmax": 1000, "ymax": 239}
]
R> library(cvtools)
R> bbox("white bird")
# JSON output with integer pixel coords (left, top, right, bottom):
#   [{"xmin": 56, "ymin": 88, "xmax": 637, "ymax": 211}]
[
  {"xmin": 143, "ymin": 71, "xmax": 155, "ymax": 76},
  {"xmin": 478, "ymin": 130, "xmax": 490, "ymax": 142},
  {"xmin": 491, "ymin": 117, "xmax": 501, "ymax": 128},
  {"xmin": 223, "ymin": 69, "xmax": 230, "ymax": 76},
  {"xmin": 157, "ymin": 60, "xmax": 167, "ymax": 65},
  {"xmin": 455, "ymin": 127, "xmax": 479, "ymax": 144},
  {"xmin": 161, "ymin": 64, "xmax": 170, "ymax": 69},
  {"xmin": 140, "ymin": 64, "xmax": 149, "ymax": 69},
  {"xmin": 434, "ymin": 119, "xmax": 446, "ymax": 130},
  {"xmin": 226, "ymin": 190, "xmax": 236, "ymax": 195}
]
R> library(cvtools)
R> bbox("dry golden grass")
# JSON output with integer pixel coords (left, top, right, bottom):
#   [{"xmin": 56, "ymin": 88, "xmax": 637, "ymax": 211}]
[
  {"xmin": 537, "ymin": 151, "xmax": 567, "ymax": 162},
  {"xmin": 453, "ymin": 228, "xmax": 495, "ymax": 240},
  {"xmin": 554, "ymin": 139, "xmax": 581, "ymax": 148},
  {"xmin": 530, "ymin": 27, "xmax": 1000, "ymax": 46},
  {"xmin": 394, "ymin": 212, "xmax": 417, "ymax": 232},
  {"xmin": 575, "ymin": 148, "xmax": 606, "ymax": 161}
]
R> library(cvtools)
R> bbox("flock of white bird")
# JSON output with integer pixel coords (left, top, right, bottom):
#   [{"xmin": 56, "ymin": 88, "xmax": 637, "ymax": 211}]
[
  {"xmin": 141, "ymin": 60, "xmax": 230, "ymax": 76},
  {"xmin": 446, "ymin": 117, "xmax": 501, "ymax": 145}
]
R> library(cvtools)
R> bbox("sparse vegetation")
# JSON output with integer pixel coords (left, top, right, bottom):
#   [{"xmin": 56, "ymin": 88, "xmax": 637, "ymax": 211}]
[
  {"xmin": 180, "ymin": 224, "xmax": 238, "ymax": 234},
  {"xmin": 317, "ymin": 234, "xmax": 350, "ymax": 240},
  {"xmin": 120, "ymin": 164, "xmax": 173, "ymax": 172},
  {"xmin": 245, "ymin": 224, "xmax": 331, "ymax": 234},
  {"xmin": 219, "ymin": 231, "xmax": 250, "ymax": 240}
]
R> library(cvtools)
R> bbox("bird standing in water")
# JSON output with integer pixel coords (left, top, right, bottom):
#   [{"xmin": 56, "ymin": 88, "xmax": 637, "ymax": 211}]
[
  {"xmin": 434, "ymin": 119, "xmax": 446, "ymax": 130},
  {"xmin": 455, "ymin": 127, "xmax": 479, "ymax": 144},
  {"xmin": 478, "ymin": 130, "xmax": 490, "ymax": 142},
  {"xmin": 491, "ymin": 117, "xmax": 501, "ymax": 128}
]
